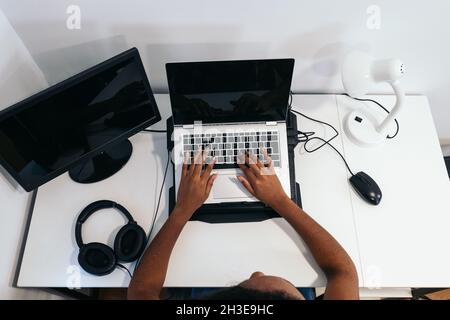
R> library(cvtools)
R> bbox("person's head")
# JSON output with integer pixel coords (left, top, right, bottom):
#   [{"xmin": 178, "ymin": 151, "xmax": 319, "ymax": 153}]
[{"xmin": 202, "ymin": 271, "xmax": 304, "ymax": 300}]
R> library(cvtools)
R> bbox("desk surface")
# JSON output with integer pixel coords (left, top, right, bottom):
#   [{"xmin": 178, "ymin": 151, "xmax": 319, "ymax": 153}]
[
  {"xmin": 337, "ymin": 95, "xmax": 450, "ymax": 287},
  {"xmin": 17, "ymin": 94, "xmax": 450, "ymax": 288}
]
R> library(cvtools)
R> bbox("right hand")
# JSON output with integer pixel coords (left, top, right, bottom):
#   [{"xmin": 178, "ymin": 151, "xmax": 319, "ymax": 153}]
[{"xmin": 237, "ymin": 151, "xmax": 290, "ymax": 209}]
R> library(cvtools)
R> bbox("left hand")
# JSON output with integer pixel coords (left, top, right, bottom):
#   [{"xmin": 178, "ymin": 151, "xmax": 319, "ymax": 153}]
[{"xmin": 174, "ymin": 150, "xmax": 217, "ymax": 221}]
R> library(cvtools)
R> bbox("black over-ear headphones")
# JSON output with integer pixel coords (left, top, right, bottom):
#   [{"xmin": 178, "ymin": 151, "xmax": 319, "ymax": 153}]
[{"xmin": 75, "ymin": 200, "xmax": 146, "ymax": 276}]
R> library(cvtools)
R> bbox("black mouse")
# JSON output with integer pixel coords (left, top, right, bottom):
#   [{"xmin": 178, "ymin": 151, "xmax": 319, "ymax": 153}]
[{"xmin": 349, "ymin": 171, "xmax": 382, "ymax": 205}]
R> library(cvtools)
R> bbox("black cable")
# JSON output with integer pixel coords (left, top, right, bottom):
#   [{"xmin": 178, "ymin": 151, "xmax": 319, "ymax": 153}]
[
  {"xmin": 291, "ymin": 108, "xmax": 339, "ymax": 151},
  {"xmin": 342, "ymin": 93, "xmax": 400, "ymax": 139},
  {"xmin": 297, "ymin": 130, "xmax": 315, "ymax": 143},
  {"xmin": 288, "ymin": 89, "xmax": 293, "ymax": 108},
  {"xmin": 133, "ymin": 152, "xmax": 171, "ymax": 275},
  {"xmin": 116, "ymin": 263, "xmax": 133, "ymax": 278},
  {"xmin": 135, "ymin": 126, "xmax": 170, "ymax": 274},
  {"xmin": 305, "ymin": 136, "xmax": 355, "ymax": 176},
  {"xmin": 147, "ymin": 153, "xmax": 170, "ymax": 243},
  {"xmin": 288, "ymin": 92, "xmax": 355, "ymax": 176}
]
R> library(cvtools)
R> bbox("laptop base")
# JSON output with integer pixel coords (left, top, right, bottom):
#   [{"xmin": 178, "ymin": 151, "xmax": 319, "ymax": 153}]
[{"xmin": 167, "ymin": 112, "xmax": 302, "ymax": 223}]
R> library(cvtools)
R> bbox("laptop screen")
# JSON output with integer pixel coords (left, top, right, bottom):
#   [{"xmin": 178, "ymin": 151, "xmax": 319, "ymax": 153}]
[{"xmin": 166, "ymin": 59, "xmax": 294, "ymax": 125}]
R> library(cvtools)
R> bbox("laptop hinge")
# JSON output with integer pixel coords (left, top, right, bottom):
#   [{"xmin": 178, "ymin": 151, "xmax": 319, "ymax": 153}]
[
  {"xmin": 265, "ymin": 121, "xmax": 277, "ymax": 126},
  {"xmin": 182, "ymin": 124, "xmax": 194, "ymax": 129}
]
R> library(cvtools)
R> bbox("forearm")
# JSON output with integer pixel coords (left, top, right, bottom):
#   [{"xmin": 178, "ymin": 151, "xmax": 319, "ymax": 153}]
[
  {"xmin": 272, "ymin": 197, "xmax": 357, "ymax": 278},
  {"xmin": 128, "ymin": 207, "xmax": 188, "ymax": 299}
]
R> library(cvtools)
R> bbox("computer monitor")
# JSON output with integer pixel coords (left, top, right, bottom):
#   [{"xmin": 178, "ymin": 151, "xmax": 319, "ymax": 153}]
[{"xmin": 0, "ymin": 47, "xmax": 161, "ymax": 192}]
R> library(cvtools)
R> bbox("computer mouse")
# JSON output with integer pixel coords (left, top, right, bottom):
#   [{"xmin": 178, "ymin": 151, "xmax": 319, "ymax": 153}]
[{"xmin": 349, "ymin": 171, "xmax": 382, "ymax": 205}]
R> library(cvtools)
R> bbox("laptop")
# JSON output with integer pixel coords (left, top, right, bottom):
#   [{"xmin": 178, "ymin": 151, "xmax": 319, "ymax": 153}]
[{"xmin": 166, "ymin": 59, "xmax": 295, "ymax": 204}]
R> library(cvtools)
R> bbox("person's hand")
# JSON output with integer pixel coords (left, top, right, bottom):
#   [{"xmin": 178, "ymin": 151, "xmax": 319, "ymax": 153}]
[
  {"xmin": 237, "ymin": 150, "xmax": 290, "ymax": 209},
  {"xmin": 174, "ymin": 150, "xmax": 217, "ymax": 222}
]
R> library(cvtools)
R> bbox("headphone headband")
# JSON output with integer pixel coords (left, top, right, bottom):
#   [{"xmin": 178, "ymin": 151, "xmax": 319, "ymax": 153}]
[{"xmin": 75, "ymin": 200, "xmax": 135, "ymax": 248}]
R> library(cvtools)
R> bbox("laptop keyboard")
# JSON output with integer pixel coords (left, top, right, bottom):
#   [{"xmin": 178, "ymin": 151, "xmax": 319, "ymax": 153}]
[{"xmin": 182, "ymin": 130, "xmax": 281, "ymax": 169}]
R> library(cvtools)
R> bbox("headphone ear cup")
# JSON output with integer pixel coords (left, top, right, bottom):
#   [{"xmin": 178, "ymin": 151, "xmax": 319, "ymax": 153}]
[
  {"xmin": 78, "ymin": 243, "xmax": 116, "ymax": 276},
  {"xmin": 114, "ymin": 223, "xmax": 146, "ymax": 262}
]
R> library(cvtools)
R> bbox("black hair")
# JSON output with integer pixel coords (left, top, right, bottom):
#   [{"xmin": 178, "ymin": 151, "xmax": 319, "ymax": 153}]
[{"xmin": 200, "ymin": 286, "xmax": 295, "ymax": 300}]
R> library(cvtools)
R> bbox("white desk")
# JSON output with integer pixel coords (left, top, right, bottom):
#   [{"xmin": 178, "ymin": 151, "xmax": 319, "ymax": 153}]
[
  {"xmin": 17, "ymin": 94, "xmax": 450, "ymax": 288},
  {"xmin": 336, "ymin": 95, "xmax": 450, "ymax": 287}
]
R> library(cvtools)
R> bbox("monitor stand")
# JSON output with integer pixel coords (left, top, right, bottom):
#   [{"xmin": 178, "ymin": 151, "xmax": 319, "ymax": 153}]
[{"xmin": 69, "ymin": 139, "xmax": 133, "ymax": 184}]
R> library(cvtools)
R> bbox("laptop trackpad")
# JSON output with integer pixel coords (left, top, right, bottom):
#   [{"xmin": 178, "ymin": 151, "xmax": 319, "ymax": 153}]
[{"xmin": 212, "ymin": 174, "xmax": 251, "ymax": 199}]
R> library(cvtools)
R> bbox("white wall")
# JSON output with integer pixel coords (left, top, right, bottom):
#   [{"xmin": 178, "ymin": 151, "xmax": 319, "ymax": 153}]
[
  {"xmin": 0, "ymin": 8, "xmax": 63, "ymax": 300},
  {"xmin": 0, "ymin": 0, "xmax": 449, "ymax": 139},
  {"xmin": 0, "ymin": 1, "xmax": 448, "ymax": 299}
]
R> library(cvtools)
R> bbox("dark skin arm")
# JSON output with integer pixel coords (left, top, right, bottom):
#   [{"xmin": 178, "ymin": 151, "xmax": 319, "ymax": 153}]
[
  {"xmin": 128, "ymin": 149, "xmax": 358, "ymax": 300},
  {"xmin": 128, "ymin": 151, "xmax": 216, "ymax": 300},
  {"xmin": 237, "ymin": 152, "xmax": 359, "ymax": 300}
]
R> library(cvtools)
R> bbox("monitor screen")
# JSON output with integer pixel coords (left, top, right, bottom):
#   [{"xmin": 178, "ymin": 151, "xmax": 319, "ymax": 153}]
[
  {"xmin": 166, "ymin": 59, "xmax": 294, "ymax": 125},
  {"xmin": 0, "ymin": 48, "xmax": 160, "ymax": 191}
]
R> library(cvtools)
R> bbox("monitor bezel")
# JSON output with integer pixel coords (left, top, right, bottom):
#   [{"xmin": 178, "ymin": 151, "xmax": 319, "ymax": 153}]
[
  {"xmin": 165, "ymin": 58, "xmax": 295, "ymax": 125},
  {"xmin": 0, "ymin": 47, "xmax": 161, "ymax": 192}
]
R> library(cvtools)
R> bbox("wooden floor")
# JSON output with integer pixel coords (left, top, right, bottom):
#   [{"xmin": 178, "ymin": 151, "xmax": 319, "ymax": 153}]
[
  {"xmin": 425, "ymin": 289, "xmax": 450, "ymax": 300},
  {"xmin": 98, "ymin": 288, "xmax": 127, "ymax": 300}
]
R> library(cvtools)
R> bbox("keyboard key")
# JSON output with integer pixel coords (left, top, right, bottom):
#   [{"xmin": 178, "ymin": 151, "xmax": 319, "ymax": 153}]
[
  {"xmin": 205, "ymin": 156, "xmax": 214, "ymax": 164},
  {"xmin": 214, "ymin": 163, "xmax": 239, "ymax": 169},
  {"xmin": 270, "ymin": 154, "xmax": 280, "ymax": 160},
  {"xmin": 270, "ymin": 142, "xmax": 279, "ymax": 153}
]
